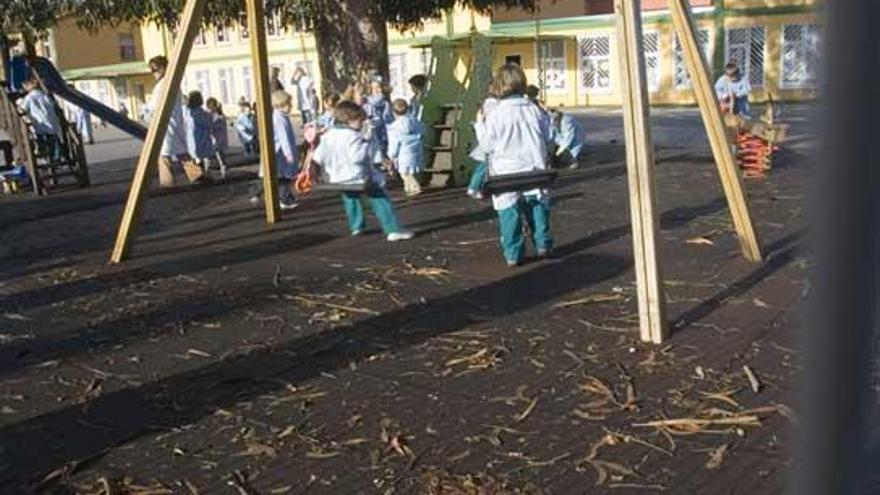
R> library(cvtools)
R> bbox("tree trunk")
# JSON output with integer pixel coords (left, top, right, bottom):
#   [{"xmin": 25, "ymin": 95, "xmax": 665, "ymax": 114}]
[{"xmin": 313, "ymin": 0, "xmax": 389, "ymax": 94}]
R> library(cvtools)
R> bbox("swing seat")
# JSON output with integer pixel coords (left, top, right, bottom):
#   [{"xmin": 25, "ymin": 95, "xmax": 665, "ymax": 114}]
[
  {"xmin": 314, "ymin": 183, "xmax": 369, "ymax": 192},
  {"xmin": 482, "ymin": 170, "xmax": 558, "ymax": 195}
]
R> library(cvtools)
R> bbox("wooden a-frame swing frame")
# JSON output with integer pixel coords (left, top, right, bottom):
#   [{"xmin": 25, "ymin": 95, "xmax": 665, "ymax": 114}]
[{"xmin": 109, "ymin": 0, "xmax": 763, "ymax": 344}]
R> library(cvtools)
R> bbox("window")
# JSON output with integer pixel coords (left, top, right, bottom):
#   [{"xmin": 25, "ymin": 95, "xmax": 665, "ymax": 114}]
[
  {"xmin": 266, "ymin": 10, "xmax": 284, "ymax": 38},
  {"xmin": 419, "ymin": 48, "xmax": 432, "ymax": 75},
  {"xmin": 673, "ymin": 28, "xmax": 712, "ymax": 89},
  {"xmin": 194, "ymin": 70, "xmax": 211, "ymax": 97},
  {"xmin": 216, "ymin": 24, "xmax": 232, "ymax": 44},
  {"xmin": 239, "ymin": 14, "xmax": 250, "ymax": 40},
  {"xmin": 218, "ymin": 68, "xmax": 235, "ymax": 104},
  {"xmin": 505, "ymin": 54, "xmax": 522, "ymax": 66},
  {"xmin": 118, "ymin": 33, "xmax": 136, "ymax": 61},
  {"xmin": 538, "ymin": 39, "xmax": 567, "ymax": 94},
  {"xmin": 241, "ymin": 66, "xmax": 254, "ymax": 102},
  {"xmin": 781, "ymin": 24, "xmax": 820, "ymax": 89},
  {"xmin": 388, "ymin": 53, "xmax": 408, "ymax": 99},
  {"xmin": 578, "ymin": 34, "xmax": 612, "ymax": 92},
  {"xmin": 194, "ymin": 28, "xmax": 207, "ymax": 46},
  {"xmin": 643, "ymin": 31, "xmax": 660, "ymax": 92},
  {"xmin": 726, "ymin": 27, "xmax": 765, "ymax": 88}
]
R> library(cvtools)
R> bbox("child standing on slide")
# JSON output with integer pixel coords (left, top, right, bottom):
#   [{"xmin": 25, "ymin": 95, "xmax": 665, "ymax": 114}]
[{"xmin": 311, "ymin": 100, "xmax": 414, "ymax": 241}]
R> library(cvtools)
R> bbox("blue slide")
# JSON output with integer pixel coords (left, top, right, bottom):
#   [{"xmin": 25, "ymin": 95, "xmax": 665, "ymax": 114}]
[{"xmin": 29, "ymin": 57, "xmax": 148, "ymax": 140}]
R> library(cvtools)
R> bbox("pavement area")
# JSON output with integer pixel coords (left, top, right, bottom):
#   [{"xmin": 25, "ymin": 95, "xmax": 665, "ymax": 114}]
[{"xmin": 0, "ymin": 105, "xmax": 824, "ymax": 493}]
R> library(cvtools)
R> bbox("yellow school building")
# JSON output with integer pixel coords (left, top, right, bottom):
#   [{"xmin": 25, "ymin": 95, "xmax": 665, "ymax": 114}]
[{"xmin": 37, "ymin": 0, "xmax": 820, "ymax": 120}]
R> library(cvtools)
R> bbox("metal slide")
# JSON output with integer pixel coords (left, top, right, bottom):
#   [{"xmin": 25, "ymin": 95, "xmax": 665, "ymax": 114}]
[{"xmin": 29, "ymin": 57, "xmax": 148, "ymax": 140}]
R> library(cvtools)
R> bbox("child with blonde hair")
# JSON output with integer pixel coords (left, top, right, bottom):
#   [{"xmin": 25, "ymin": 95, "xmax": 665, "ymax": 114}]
[
  {"xmin": 311, "ymin": 100, "xmax": 414, "ymax": 241},
  {"xmin": 483, "ymin": 64, "xmax": 554, "ymax": 267},
  {"xmin": 249, "ymin": 90, "xmax": 299, "ymax": 209},
  {"xmin": 387, "ymin": 99, "xmax": 424, "ymax": 197}
]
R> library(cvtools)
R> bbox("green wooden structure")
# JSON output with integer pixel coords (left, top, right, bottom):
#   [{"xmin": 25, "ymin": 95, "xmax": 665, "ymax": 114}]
[{"xmin": 414, "ymin": 32, "xmax": 557, "ymax": 187}]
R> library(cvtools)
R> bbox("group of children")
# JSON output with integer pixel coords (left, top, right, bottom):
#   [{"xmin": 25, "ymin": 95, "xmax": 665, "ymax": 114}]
[{"xmin": 183, "ymin": 91, "xmax": 230, "ymax": 179}]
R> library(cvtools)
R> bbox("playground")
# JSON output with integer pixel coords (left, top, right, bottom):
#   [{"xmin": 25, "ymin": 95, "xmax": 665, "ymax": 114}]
[{"xmin": 0, "ymin": 105, "xmax": 814, "ymax": 492}]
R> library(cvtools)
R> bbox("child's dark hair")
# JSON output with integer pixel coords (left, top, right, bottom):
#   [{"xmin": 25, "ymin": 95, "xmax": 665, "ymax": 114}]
[
  {"xmin": 408, "ymin": 74, "xmax": 428, "ymax": 91},
  {"xmin": 526, "ymin": 85, "xmax": 541, "ymax": 100},
  {"xmin": 334, "ymin": 100, "xmax": 367, "ymax": 124},
  {"xmin": 324, "ymin": 92, "xmax": 341, "ymax": 108},
  {"xmin": 391, "ymin": 98, "xmax": 409, "ymax": 116},
  {"xmin": 187, "ymin": 90, "xmax": 204, "ymax": 108},
  {"xmin": 206, "ymin": 97, "xmax": 223, "ymax": 114}
]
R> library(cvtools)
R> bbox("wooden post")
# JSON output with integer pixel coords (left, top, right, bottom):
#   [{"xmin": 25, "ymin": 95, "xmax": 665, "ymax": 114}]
[
  {"xmin": 246, "ymin": 0, "xmax": 280, "ymax": 223},
  {"xmin": 668, "ymin": 0, "xmax": 763, "ymax": 262},
  {"xmin": 109, "ymin": 0, "xmax": 208, "ymax": 263},
  {"xmin": 615, "ymin": 0, "xmax": 668, "ymax": 343}
]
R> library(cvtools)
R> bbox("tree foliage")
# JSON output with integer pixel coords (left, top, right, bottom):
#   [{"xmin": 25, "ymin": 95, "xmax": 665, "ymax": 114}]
[{"xmin": 2, "ymin": 0, "xmax": 536, "ymax": 33}]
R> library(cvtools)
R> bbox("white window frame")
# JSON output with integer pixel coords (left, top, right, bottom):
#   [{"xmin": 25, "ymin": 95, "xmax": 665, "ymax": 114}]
[
  {"xmin": 118, "ymin": 33, "xmax": 136, "ymax": 61},
  {"xmin": 537, "ymin": 39, "xmax": 567, "ymax": 95},
  {"xmin": 193, "ymin": 28, "xmax": 207, "ymax": 47},
  {"xmin": 217, "ymin": 68, "xmax": 234, "ymax": 104},
  {"xmin": 239, "ymin": 14, "xmax": 250, "ymax": 40},
  {"xmin": 725, "ymin": 26, "xmax": 766, "ymax": 88},
  {"xmin": 266, "ymin": 10, "xmax": 284, "ymax": 38},
  {"xmin": 673, "ymin": 28, "xmax": 713, "ymax": 90},
  {"xmin": 578, "ymin": 33, "xmax": 613, "ymax": 94},
  {"xmin": 194, "ymin": 70, "xmax": 211, "ymax": 98},
  {"xmin": 241, "ymin": 66, "xmax": 254, "ymax": 103},
  {"xmin": 215, "ymin": 24, "xmax": 232, "ymax": 45},
  {"xmin": 643, "ymin": 30, "xmax": 661, "ymax": 92},
  {"xmin": 388, "ymin": 53, "xmax": 409, "ymax": 99},
  {"xmin": 780, "ymin": 24, "xmax": 821, "ymax": 90}
]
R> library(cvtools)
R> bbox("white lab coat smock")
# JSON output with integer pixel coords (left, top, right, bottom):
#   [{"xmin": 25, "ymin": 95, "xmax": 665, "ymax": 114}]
[
  {"xmin": 147, "ymin": 78, "xmax": 188, "ymax": 157},
  {"xmin": 483, "ymin": 96, "xmax": 552, "ymax": 211},
  {"xmin": 312, "ymin": 126, "xmax": 384, "ymax": 186}
]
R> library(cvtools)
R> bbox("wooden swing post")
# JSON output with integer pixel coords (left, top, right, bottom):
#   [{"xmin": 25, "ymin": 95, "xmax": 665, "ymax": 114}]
[
  {"xmin": 110, "ymin": 0, "xmax": 280, "ymax": 263},
  {"xmin": 615, "ymin": 0, "xmax": 668, "ymax": 343},
  {"xmin": 668, "ymin": 0, "xmax": 763, "ymax": 262},
  {"xmin": 246, "ymin": 0, "xmax": 280, "ymax": 223},
  {"xmin": 109, "ymin": 0, "xmax": 209, "ymax": 263}
]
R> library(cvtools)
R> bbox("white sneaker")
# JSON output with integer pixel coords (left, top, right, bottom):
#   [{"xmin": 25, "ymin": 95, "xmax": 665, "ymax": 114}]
[
  {"xmin": 280, "ymin": 201, "xmax": 299, "ymax": 210},
  {"xmin": 249, "ymin": 196, "xmax": 260, "ymax": 205},
  {"xmin": 467, "ymin": 189, "xmax": 484, "ymax": 200},
  {"xmin": 386, "ymin": 231, "xmax": 415, "ymax": 242},
  {"xmin": 351, "ymin": 230, "xmax": 363, "ymax": 237}
]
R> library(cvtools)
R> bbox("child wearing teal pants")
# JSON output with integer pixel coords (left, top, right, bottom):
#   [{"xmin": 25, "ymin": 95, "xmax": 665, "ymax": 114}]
[
  {"xmin": 341, "ymin": 188, "xmax": 401, "ymax": 235},
  {"xmin": 312, "ymin": 100, "xmax": 414, "ymax": 242},
  {"xmin": 498, "ymin": 195, "xmax": 552, "ymax": 263},
  {"xmin": 467, "ymin": 161, "xmax": 487, "ymax": 198},
  {"xmin": 483, "ymin": 64, "xmax": 555, "ymax": 266}
]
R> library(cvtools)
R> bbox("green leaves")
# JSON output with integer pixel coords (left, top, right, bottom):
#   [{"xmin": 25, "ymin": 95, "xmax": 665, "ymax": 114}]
[{"xmin": 2, "ymin": 0, "xmax": 537, "ymax": 33}]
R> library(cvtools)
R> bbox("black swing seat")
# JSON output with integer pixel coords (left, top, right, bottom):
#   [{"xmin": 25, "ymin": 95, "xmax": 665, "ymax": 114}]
[
  {"xmin": 482, "ymin": 169, "xmax": 558, "ymax": 195},
  {"xmin": 313, "ymin": 182, "xmax": 370, "ymax": 193}
]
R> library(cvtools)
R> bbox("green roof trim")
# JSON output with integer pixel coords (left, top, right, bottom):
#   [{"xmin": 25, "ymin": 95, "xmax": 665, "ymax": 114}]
[
  {"xmin": 489, "ymin": 7, "xmax": 717, "ymax": 34},
  {"xmin": 410, "ymin": 31, "xmax": 571, "ymax": 48},
  {"xmin": 61, "ymin": 61, "xmax": 150, "ymax": 80}
]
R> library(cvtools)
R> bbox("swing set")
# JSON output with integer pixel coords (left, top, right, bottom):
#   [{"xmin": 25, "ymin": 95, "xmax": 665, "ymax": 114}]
[{"xmin": 109, "ymin": 0, "xmax": 763, "ymax": 344}]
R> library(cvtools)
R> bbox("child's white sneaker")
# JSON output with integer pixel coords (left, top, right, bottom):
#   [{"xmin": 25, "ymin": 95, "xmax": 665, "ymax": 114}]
[
  {"xmin": 467, "ymin": 189, "xmax": 483, "ymax": 200},
  {"xmin": 386, "ymin": 231, "xmax": 415, "ymax": 242},
  {"xmin": 280, "ymin": 201, "xmax": 299, "ymax": 211},
  {"xmin": 351, "ymin": 230, "xmax": 363, "ymax": 237}
]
